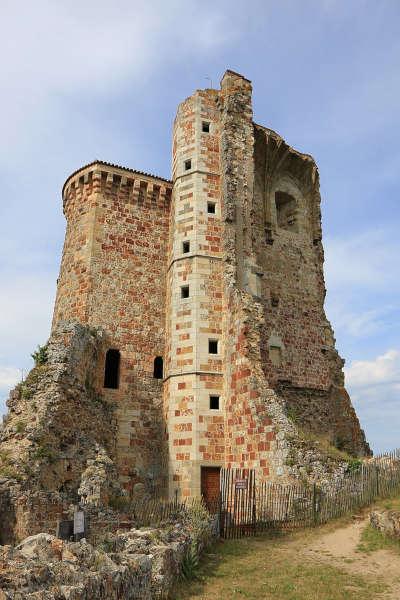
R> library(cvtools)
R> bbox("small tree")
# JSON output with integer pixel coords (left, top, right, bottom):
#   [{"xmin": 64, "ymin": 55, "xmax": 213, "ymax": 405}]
[{"xmin": 31, "ymin": 344, "xmax": 48, "ymax": 366}]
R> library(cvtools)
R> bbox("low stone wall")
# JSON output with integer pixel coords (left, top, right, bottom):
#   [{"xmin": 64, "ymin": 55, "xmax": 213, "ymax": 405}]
[
  {"xmin": 370, "ymin": 509, "xmax": 400, "ymax": 540},
  {"xmin": 0, "ymin": 512, "xmax": 217, "ymax": 599}
]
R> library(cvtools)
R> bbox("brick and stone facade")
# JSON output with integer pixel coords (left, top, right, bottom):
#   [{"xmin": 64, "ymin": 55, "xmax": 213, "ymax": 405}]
[
  {"xmin": 53, "ymin": 163, "xmax": 172, "ymax": 495},
  {"xmin": 1, "ymin": 70, "xmax": 370, "ymax": 522}
]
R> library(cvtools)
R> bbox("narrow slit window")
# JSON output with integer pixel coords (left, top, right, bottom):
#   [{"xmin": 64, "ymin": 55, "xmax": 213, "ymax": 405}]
[
  {"xmin": 208, "ymin": 339, "xmax": 218, "ymax": 354},
  {"xmin": 207, "ymin": 202, "xmax": 216, "ymax": 214},
  {"xmin": 181, "ymin": 285, "xmax": 190, "ymax": 299},
  {"xmin": 182, "ymin": 240, "xmax": 190, "ymax": 253},
  {"xmin": 210, "ymin": 395, "xmax": 220, "ymax": 410},
  {"xmin": 202, "ymin": 121, "xmax": 210, "ymax": 133},
  {"xmin": 184, "ymin": 159, "xmax": 192, "ymax": 171},
  {"xmin": 153, "ymin": 356, "xmax": 163, "ymax": 379},
  {"xmin": 104, "ymin": 349, "xmax": 120, "ymax": 389}
]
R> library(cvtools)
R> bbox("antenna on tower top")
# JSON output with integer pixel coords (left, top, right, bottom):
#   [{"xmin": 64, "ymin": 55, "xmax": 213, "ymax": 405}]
[{"xmin": 205, "ymin": 76, "xmax": 213, "ymax": 89}]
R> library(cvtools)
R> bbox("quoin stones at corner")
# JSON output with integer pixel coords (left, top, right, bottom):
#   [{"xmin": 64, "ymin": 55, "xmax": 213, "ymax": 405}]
[{"xmin": 0, "ymin": 70, "xmax": 370, "ymax": 542}]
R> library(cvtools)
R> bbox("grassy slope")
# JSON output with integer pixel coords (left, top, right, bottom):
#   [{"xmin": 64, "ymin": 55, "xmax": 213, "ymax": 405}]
[
  {"xmin": 173, "ymin": 528, "xmax": 383, "ymax": 600},
  {"xmin": 357, "ymin": 495, "xmax": 400, "ymax": 555},
  {"xmin": 174, "ymin": 494, "xmax": 400, "ymax": 599}
]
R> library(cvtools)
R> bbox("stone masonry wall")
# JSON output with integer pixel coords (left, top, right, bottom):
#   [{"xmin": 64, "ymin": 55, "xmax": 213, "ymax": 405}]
[
  {"xmin": 53, "ymin": 163, "xmax": 172, "ymax": 495},
  {"xmin": 11, "ymin": 70, "xmax": 370, "ymax": 512},
  {"xmin": 220, "ymin": 71, "xmax": 295, "ymax": 480},
  {"xmin": 252, "ymin": 125, "xmax": 370, "ymax": 456},
  {"xmin": 165, "ymin": 88, "xmax": 226, "ymax": 499},
  {"xmin": 0, "ymin": 322, "xmax": 122, "ymax": 543}
]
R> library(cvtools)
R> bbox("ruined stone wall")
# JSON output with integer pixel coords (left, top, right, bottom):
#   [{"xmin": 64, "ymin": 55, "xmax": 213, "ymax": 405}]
[
  {"xmin": 219, "ymin": 71, "xmax": 294, "ymax": 480},
  {"xmin": 252, "ymin": 126, "xmax": 369, "ymax": 456},
  {"xmin": 165, "ymin": 70, "xmax": 369, "ymax": 497},
  {"xmin": 9, "ymin": 71, "xmax": 369, "ymax": 515},
  {"xmin": 252, "ymin": 125, "xmax": 332, "ymax": 390},
  {"xmin": 0, "ymin": 322, "xmax": 121, "ymax": 543},
  {"xmin": 53, "ymin": 163, "xmax": 172, "ymax": 494}
]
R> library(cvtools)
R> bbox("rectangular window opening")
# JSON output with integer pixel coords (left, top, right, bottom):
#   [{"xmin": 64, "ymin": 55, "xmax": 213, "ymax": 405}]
[
  {"xmin": 182, "ymin": 240, "xmax": 190, "ymax": 254},
  {"xmin": 207, "ymin": 202, "xmax": 216, "ymax": 214},
  {"xmin": 202, "ymin": 121, "xmax": 210, "ymax": 133},
  {"xmin": 208, "ymin": 339, "xmax": 218, "ymax": 354},
  {"xmin": 269, "ymin": 345, "xmax": 282, "ymax": 367},
  {"xmin": 209, "ymin": 395, "xmax": 220, "ymax": 410},
  {"xmin": 181, "ymin": 285, "xmax": 190, "ymax": 299},
  {"xmin": 184, "ymin": 159, "xmax": 192, "ymax": 171}
]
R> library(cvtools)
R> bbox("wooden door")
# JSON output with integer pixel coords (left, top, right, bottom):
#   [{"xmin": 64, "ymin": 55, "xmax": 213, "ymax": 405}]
[{"xmin": 201, "ymin": 466, "xmax": 221, "ymax": 510}]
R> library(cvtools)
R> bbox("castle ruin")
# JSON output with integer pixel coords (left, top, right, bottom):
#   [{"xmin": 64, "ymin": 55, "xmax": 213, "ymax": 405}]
[
  {"xmin": 0, "ymin": 71, "xmax": 369, "ymax": 540},
  {"xmin": 53, "ymin": 70, "xmax": 369, "ymax": 499}
]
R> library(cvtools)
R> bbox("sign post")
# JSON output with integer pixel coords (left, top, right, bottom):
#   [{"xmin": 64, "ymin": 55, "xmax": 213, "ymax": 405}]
[
  {"xmin": 235, "ymin": 479, "xmax": 247, "ymax": 490},
  {"xmin": 73, "ymin": 510, "xmax": 85, "ymax": 541}
]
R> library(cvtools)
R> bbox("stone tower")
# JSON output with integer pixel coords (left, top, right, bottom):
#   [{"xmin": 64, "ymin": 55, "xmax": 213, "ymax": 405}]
[
  {"xmin": 51, "ymin": 70, "xmax": 369, "ymax": 501},
  {"xmin": 53, "ymin": 163, "xmax": 172, "ymax": 494}
]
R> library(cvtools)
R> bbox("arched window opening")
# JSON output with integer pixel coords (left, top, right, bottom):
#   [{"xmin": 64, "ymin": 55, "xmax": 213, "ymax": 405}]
[
  {"xmin": 275, "ymin": 191, "xmax": 298, "ymax": 232},
  {"xmin": 104, "ymin": 349, "xmax": 120, "ymax": 389},
  {"xmin": 153, "ymin": 356, "xmax": 163, "ymax": 379}
]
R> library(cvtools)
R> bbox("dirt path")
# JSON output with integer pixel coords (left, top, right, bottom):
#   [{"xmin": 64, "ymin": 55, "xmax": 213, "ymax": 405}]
[
  {"xmin": 305, "ymin": 518, "xmax": 400, "ymax": 599},
  {"xmin": 174, "ymin": 515, "xmax": 400, "ymax": 599}
]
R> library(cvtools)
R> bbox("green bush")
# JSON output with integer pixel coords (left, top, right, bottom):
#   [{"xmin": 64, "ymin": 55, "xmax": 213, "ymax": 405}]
[
  {"xmin": 180, "ymin": 541, "xmax": 200, "ymax": 581},
  {"xmin": 31, "ymin": 344, "xmax": 48, "ymax": 366},
  {"xmin": 21, "ymin": 386, "xmax": 33, "ymax": 400},
  {"xmin": 33, "ymin": 444, "xmax": 56, "ymax": 463},
  {"xmin": 346, "ymin": 458, "xmax": 362, "ymax": 473},
  {"xmin": 0, "ymin": 465, "xmax": 23, "ymax": 481}
]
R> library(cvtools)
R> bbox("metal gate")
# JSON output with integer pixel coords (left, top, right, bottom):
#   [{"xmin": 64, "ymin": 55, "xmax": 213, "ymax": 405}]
[{"xmin": 219, "ymin": 468, "xmax": 256, "ymax": 538}]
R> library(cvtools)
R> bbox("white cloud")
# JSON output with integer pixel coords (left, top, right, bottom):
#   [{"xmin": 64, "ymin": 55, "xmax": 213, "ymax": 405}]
[
  {"xmin": 0, "ymin": 367, "xmax": 21, "ymax": 389},
  {"xmin": 0, "ymin": 272, "xmax": 56, "ymax": 362},
  {"xmin": 325, "ymin": 229, "xmax": 400, "ymax": 290},
  {"xmin": 326, "ymin": 304, "xmax": 397, "ymax": 339},
  {"xmin": 0, "ymin": 0, "xmax": 238, "ymax": 166},
  {"xmin": 345, "ymin": 349, "xmax": 400, "ymax": 453},
  {"xmin": 0, "ymin": 367, "xmax": 21, "ymax": 418},
  {"xmin": 345, "ymin": 349, "xmax": 400, "ymax": 389},
  {"xmin": 324, "ymin": 229, "xmax": 400, "ymax": 341}
]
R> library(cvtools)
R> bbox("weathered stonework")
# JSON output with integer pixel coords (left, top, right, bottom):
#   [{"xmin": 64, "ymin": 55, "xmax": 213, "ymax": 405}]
[
  {"xmin": 0, "ymin": 507, "xmax": 216, "ymax": 599},
  {"xmin": 0, "ymin": 70, "xmax": 370, "ymax": 524},
  {"xmin": 370, "ymin": 509, "xmax": 400, "ymax": 540},
  {"xmin": 0, "ymin": 322, "xmax": 124, "ymax": 543}
]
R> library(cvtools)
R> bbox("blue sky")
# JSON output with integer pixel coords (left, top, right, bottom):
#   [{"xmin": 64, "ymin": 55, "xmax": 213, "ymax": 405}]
[{"xmin": 0, "ymin": 0, "xmax": 399, "ymax": 453}]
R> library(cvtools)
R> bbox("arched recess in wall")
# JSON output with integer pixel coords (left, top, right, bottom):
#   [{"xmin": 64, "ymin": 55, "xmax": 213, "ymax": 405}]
[
  {"xmin": 153, "ymin": 356, "xmax": 163, "ymax": 379},
  {"xmin": 271, "ymin": 176, "xmax": 307, "ymax": 236},
  {"xmin": 275, "ymin": 191, "xmax": 298, "ymax": 232},
  {"xmin": 104, "ymin": 349, "xmax": 120, "ymax": 389}
]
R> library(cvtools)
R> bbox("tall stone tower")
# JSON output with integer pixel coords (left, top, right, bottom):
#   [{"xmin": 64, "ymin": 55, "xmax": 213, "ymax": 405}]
[
  {"xmin": 164, "ymin": 85, "xmax": 224, "ymax": 499},
  {"xmin": 51, "ymin": 70, "xmax": 369, "ymax": 501},
  {"xmin": 53, "ymin": 163, "xmax": 172, "ymax": 494}
]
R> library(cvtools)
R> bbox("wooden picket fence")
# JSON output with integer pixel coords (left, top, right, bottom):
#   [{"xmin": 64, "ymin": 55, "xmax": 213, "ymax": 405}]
[
  {"xmin": 88, "ymin": 450, "xmax": 400, "ymax": 543},
  {"xmin": 219, "ymin": 449, "xmax": 400, "ymax": 538}
]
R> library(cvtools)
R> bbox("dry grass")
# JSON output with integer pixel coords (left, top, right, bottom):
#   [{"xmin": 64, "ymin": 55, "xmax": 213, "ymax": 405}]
[
  {"xmin": 173, "ymin": 525, "xmax": 384, "ymax": 600},
  {"xmin": 357, "ymin": 494, "xmax": 400, "ymax": 555},
  {"xmin": 173, "ymin": 494, "xmax": 400, "ymax": 599},
  {"xmin": 357, "ymin": 523, "xmax": 400, "ymax": 555}
]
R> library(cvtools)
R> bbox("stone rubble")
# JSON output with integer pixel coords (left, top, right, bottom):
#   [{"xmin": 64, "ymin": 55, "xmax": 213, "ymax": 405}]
[
  {"xmin": 370, "ymin": 509, "xmax": 400, "ymax": 540},
  {"xmin": 0, "ymin": 518, "xmax": 214, "ymax": 599}
]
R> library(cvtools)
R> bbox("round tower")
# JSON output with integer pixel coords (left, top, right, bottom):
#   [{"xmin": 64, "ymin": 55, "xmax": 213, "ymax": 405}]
[{"xmin": 53, "ymin": 161, "xmax": 172, "ymax": 495}]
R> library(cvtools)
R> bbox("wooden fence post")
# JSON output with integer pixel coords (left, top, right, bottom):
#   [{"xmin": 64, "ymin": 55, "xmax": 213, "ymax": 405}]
[
  {"xmin": 312, "ymin": 483, "xmax": 318, "ymax": 526},
  {"xmin": 375, "ymin": 465, "xmax": 380, "ymax": 498}
]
